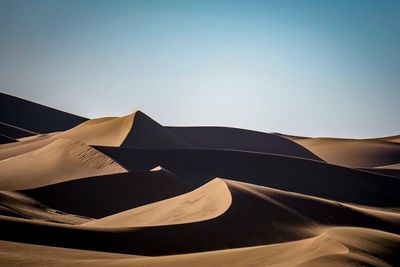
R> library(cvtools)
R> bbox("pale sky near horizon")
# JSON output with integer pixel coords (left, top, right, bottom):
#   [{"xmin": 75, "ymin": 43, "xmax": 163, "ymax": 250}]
[{"xmin": 1, "ymin": 0, "xmax": 399, "ymax": 138}]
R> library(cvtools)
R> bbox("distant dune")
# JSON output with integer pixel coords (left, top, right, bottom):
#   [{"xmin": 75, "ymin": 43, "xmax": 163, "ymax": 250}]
[
  {"xmin": 0, "ymin": 94, "xmax": 399, "ymax": 267},
  {"xmin": 288, "ymin": 137, "xmax": 400, "ymax": 168},
  {"xmin": 0, "ymin": 93, "xmax": 87, "ymax": 134},
  {"xmin": 168, "ymin": 126, "xmax": 320, "ymax": 160}
]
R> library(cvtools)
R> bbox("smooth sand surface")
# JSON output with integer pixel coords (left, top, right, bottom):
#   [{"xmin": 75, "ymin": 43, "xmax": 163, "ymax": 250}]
[
  {"xmin": 1, "ymin": 227, "xmax": 398, "ymax": 267},
  {"xmin": 84, "ymin": 178, "xmax": 231, "ymax": 227},
  {"xmin": 0, "ymin": 94, "xmax": 399, "ymax": 266},
  {"xmin": 0, "ymin": 138, "xmax": 126, "ymax": 190},
  {"xmin": 56, "ymin": 115, "xmax": 134, "ymax": 146},
  {"xmin": 168, "ymin": 126, "xmax": 320, "ymax": 160},
  {"xmin": 291, "ymin": 137, "xmax": 400, "ymax": 168},
  {"xmin": 277, "ymin": 133, "xmax": 400, "ymax": 168},
  {"xmin": 95, "ymin": 147, "xmax": 400, "ymax": 207},
  {"xmin": 52, "ymin": 111, "xmax": 190, "ymax": 147},
  {"xmin": 1, "ymin": 178, "xmax": 398, "ymax": 256}
]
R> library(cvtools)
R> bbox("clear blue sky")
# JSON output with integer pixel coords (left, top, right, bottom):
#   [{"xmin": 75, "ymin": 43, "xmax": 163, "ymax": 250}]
[{"xmin": 1, "ymin": 0, "xmax": 399, "ymax": 138}]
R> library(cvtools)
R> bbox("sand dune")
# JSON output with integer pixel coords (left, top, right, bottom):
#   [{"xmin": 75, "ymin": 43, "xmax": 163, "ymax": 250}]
[
  {"xmin": 54, "ymin": 111, "xmax": 191, "ymax": 148},
  {"xmin": 0, "ymin": 227, "xmax": 398, "ymax": 267},
  {"xmin": 0, "ymin": 191, "xmax": 90, "ymax": 224},
  {"xmin": 55, "ymin": 114, "xmax": 134, "ymax": 146},
  {"xmin": 0, "ymin": 122, "xmax": 38, "ymax": 139},
  {"xmin": 0, "ymin": 134, "xmax": 55, "ymax": 161},
  {"xmin": 0, "ymin": 94, "xmax": 399, "ymax": 266},
  {"xmin": 85, "ymin": 178, "xmax": 400, "ymax": 235},
  {"xmin": 0, "ymin": 134, "xmax": 16, "ymax": 144},
  {"xmin": 0, "ymin": 93, "xmax": 87, "ymax": 133},
  {"xmin": 23, "ymin": 167, "xmax": 191, "ymax": 218},
  {"xmin": 168, "ymin": 126, "xmax": 320, "ymax": 160},
  {"xmin": 0, "ymin": 138, "xmax": 126, "ymax": 190},
  {"xmin": 96, "ymin": 147, "xmax": 400, "ymax": 207},
  {"xmin": 0, "ymin": 178, "xmax": 399, "ymax": 256},
  {"xmin": 279, "ymin": 135, "xmax": 400, "ymax": 168},
  {"xmin": 84, "ymin": 178, "xmax": 231, "ymax": 227}
]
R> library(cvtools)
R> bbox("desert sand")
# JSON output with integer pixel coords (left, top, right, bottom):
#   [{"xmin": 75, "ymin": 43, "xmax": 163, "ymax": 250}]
[{"xmin": 0, "ymin": 92, "xmax": 399, "ymax": 266}]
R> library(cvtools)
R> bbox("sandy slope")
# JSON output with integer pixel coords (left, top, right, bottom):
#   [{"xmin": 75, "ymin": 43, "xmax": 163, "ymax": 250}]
[
  {"xmin": 0, "ymin": 134, "xmax": 55, "ymax": 161},
  {"xmin": 23, "ymin": 167, "xmax": 191, "ymax": 218},
  {"xmin": 168, "ymin": 126, "xmax": 320, "ymax": 160},
  {"xmin": 0, "ymin": 191, "xmax": 90, "ymax": 224},
  {"xmin": 0, "ymin": 111, "xmax": 191, "ymax": 150},
  {"xmin": 0, "ymin": 134, "xmax": 16, "ymax": 144},
  {"xmin": 1, "ymin": 178, "xmax": 398, "ymax": 256},
  {"xmin": 0, "ymin": 93, "xmax": 87, "ymax": 133},
  {"xmin": 95, "ymin": 147, "xmax": 400, "ymax": 207},
  {"xmin": 0, "ymin": 138, "xmax": 126, "ymax": 190},
  {"xmin": 277, "ymin": 134, "xmax": 400, "ymax": 168},
  {"xmin": 56, "ymin": 110, "xmax": 191, "ymax": 147},
  {"xmin": 0, "ymin": 94, "xmax": 399, "ymax": 266},
  {"xmin": 84, "ymin": 178, "xmax": 231, "ymax": 226},
  {"xmin": 56, "ymin": 115, "xmax": 134, "ymax": 146},
  {"xmin": 0, "ymin": 122, "xmax": 38, "ymax": 139},
  {"xmin": 0, "ymin": 227, "xmax": 398, "ymax": 267}
]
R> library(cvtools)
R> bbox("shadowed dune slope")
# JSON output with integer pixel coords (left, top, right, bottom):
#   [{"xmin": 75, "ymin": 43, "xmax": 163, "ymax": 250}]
[
  {"xmin": 0, "ymin": 191, "xmax": 90, "ymax": 225},
  {"xmin": 0, "ymin": 122, "xmax": 38, "ymax": 139},
  {"xmin": 0, "ymin": 93, "xmax": 87, "ymax": 133},
  {"xmin": 0, "ymin": 138, "xmax": 126, "ymax": 191},
  {"xmin": 279, "ymin": 135, "xmax": 400, "ymax": 168},
  {"xmin": 122, "ymin": 112, "xmax": 192, "ymax": 148},
  {"xmin": 23, "ymin": 168, "xmax": 191, "ymax": 218},
  {"xmin": 359, "ymin": 167, "xmax": 400, "ymax": 178},
  {"xmin": 84, "ymin": 178, "xmax": 231, "ymax": 227},
  {"xmin": 0, "ymin": 134, "xmax": 16, "ymax": 144},
  {"xmin": 0, "ymin": 227, "xmax": 399, "ymax": 267},
  {"xmin": 0, "ymin": 179, "xmax": 399, "ymax": 255},
  {"xmin": 168, "ymin": 126, "xmax": 320, "ymax": 160},
  {"xmin": 96, "ymin": 147, "xmax": 400, "ymax": 207}
]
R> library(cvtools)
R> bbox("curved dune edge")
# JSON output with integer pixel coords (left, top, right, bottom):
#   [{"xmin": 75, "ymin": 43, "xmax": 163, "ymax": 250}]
[
  {"xmin": 0, "ymin": 227, "xmax": 398, "ymax": 267},
  {"xmin": 55, "ymin": 113, "xmax": 135, "ymax": 146},
  {"xmin": 84, "ymin": 178, "xmax": 232, "ymax": 227},
  {"xmin": 84, "ymin": 177, "xmax": 400, "ymax": 228},
  {"xmin": 0, "ymin": 178, "xmax": 399, "ymax": 256},
  {"xmin": 0, "ymin": 138, "xmax": 127, "ymax": 191}
]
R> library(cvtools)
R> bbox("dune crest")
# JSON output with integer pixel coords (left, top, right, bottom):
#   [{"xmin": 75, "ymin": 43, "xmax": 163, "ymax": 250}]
[
  {"xmin": 0, "ymin": 94, "xmax": 399, "ymax": 266},
  {"xmin": 56, "ymin": 114, "xmax": 135, "ymax": 146},
  {"xmin": 84, "ymin": 178, "xmax": 231, "ymax": 227}
]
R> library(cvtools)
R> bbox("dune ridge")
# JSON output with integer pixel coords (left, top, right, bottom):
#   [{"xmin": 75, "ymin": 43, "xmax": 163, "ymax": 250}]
[{"xmin": 0, "ymin": 94, "xmax": 399, "ymax": 266}]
